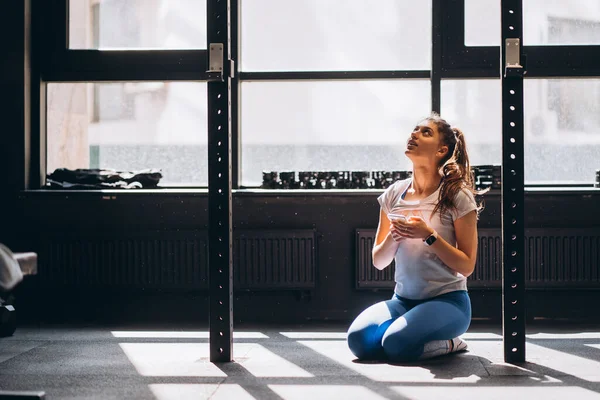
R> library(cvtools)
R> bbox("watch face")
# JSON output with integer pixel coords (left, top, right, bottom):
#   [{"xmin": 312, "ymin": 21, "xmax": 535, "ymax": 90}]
[{"xmin": 425, "ymin": 235, "xmax": 437, "ymax": 245}]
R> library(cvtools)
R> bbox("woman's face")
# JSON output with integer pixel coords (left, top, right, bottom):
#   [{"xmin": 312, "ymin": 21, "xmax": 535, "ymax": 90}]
[{"xmin": 404, "ymin": 120, "xmax": 448, "ymax": 164}]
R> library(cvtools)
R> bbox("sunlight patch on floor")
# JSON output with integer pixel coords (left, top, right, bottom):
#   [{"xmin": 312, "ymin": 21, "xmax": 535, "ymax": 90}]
[
  {"xmin": 240, "ymin": 344, "xmax": 314, "ymax": 378},
  {"xmin": 279, "ymin": 332, "xmax": 347, "ymax": 339},
  {"xmin": 526, "ymin": 342, "xmax": 600, "ymax": 382},
  {"xmin": 111, "ymin": 331, "xmax": 268, "ymax": 339},
  {"xmin": 269, "ymin": 385, "xmax": 389, "ymax": 400},
  {"xmin": 392, "ymin": 386, "xmax": 600, "ymax": 400},
  {"xmin": 298, "ymin": 340, "xmax": 482, "ymax": 383},
  {"xmin": 119, "ymin": 343, "xmax": 228, "ymax": 377},
  {"xmin": 461, "ymin": 333, "xmax": 503, "ymax": 340},
  {"xmin": 527, "ymin": 333, "xmax": 600, "ymax": 340},
  {"xmin": 150, "ymin": 384, "xmax": 256, "ymax": 400}
]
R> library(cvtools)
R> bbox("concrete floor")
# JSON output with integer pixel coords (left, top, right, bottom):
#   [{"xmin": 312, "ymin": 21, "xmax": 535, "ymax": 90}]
[{"xmin": 1, "ymin": 323, "xmax": 600, "ymax": 399}]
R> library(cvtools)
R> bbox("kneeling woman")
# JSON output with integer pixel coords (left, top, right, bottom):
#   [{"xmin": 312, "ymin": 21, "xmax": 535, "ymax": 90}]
[{"xmin": 347, "ymin": 113, "xmax": 486, "ymax": 362}]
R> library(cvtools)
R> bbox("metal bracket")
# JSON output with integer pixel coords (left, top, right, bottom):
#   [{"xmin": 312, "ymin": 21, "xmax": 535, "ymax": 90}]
[
  {"xmin": 229, "ymin": 59, "xmax": 235, "ymax": 79},
  {"xmin": 207, "ymin": 43, "xmax": 224, "ymax": 82},
  {"xmin": 504, "ymin": 38, "xmax": 525, "ymax": 78}
]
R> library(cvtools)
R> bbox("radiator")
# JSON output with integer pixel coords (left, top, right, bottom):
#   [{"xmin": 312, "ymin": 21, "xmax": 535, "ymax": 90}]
[
  {"xmin": 355, "ymin": 228, "xmax": 600, "ymax": 290},
  {"xmin": 355, "ymin": 229, "xmax": 395, "ymax": 289},
  {"xmin": 234, "ymin": 230, "xmax": 316, "ymax": 289},
  {"xmin": 38, "ymin": 229, "xmax": 316, "ymax": 290},
  {"xmin": 39, "ymin": 231, "xmax": 208, "ymax": 289},
  {"xmin": 525, "ymin": 228, "xmax": 600, "ymax": 287},
  {"xmin": 470, "ymin": 229, "xmax": 502, "ymax": 287}
]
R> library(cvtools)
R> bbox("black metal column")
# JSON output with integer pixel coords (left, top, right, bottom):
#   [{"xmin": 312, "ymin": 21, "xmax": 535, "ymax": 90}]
[
  {"xmin": 501, "ymin": 0, "xmax": 526, "ymax": 363},
  {"xmin": 230, "ymin": 0, "xmax": 240, "ymax": 188},
  {"xmin": 207, "ymin": 0, "xmax": 233, "ymax": 362},
  {"xmin": 431, "ymin": 0, "xmax": 443, "ymax": 114}
]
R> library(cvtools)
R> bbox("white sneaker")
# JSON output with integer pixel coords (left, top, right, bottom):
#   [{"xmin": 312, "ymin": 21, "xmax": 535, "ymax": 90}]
[
  {"xmin": 450, "ymin": 337, "xmax": 468, "ymax": 353},
  {"xmin": 419, "ymin": 337, "xmax": 468, "ymax": 360}
]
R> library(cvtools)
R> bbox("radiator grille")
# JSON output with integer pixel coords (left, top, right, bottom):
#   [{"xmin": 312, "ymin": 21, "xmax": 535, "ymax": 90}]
[
  {"xmin": 355, "ymin": 229, "xmax": 394, "ymax": 289},
  {"xmin": 234, "ymin": 230, "xmax": 316, "ymax": 289},
  {"xmin": 470, "ymin": 229, "xmax": 502, "ymax": 286},
  {"xmin": 39, "ymin": 231, "xmax": 208, "ymax": 289},
  {"xmin": 525, "ymin": 229, "xmax": 600, "ymax": 287},
  {"xmin": 38, "ymin": 229, "xmax": 317, "ymax": 290}
]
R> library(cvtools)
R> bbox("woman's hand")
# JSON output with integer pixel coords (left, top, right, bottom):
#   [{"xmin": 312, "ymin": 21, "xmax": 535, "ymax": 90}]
[
  {"xmin": 389, "ymin": 225, "xmax": 405, "ymax": 242},
  {"xmin": 391, "ymin": 216, "xmax": 434, "ymax": 240}
]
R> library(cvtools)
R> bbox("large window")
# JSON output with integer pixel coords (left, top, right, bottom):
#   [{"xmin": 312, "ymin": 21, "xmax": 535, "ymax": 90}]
[
  {"xmin": 524, "ymin": 79, "xmax": 600, "ymax": 184},
  {"xmin": 69, "ymin": 0, "xmax": 207, "ymax": 49},
  {"xmin": 465, "ymin": 0, "xmax": 600, "ymax": 46},
  {"xmin": 239, "ymin": 0, "xmax": 433, "ymax": 187},
  {"xmin": 44, "ymin": 1, "xmax": 209, "ymax": 188},
  {"xmin": 47, "ymin": 82, "xmax": 208, "ymax": 185},
  {"xmin": 441, "ymin": 78, "xmax": 600, "ymax": 184},
  {"xmin": 40, "ymin": 0, "xmax": 600, "ymax": 188},
  {"xmin": 241, "ymin": 0, "xmax": 431, "ymax": 71},
  {"xmin": 441, "ymin": 80, "xmax": 502, "ymax": 167},
  {"xmin": 527, "ymin": 2, "xmax": 600, "ymax": 45},
  {"xmin": 464, "ymin": 0, "xmax": 500, "ymax": 47},
  {"xmin": 458, "ymin": 0, "xmax": 600, "ymax": 185},
  {"xmin": 241, "ymin": 81, "xmax": 430, "ymax": 186}
]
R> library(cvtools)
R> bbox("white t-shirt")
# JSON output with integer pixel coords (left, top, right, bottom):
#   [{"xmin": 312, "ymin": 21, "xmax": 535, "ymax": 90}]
[{"xmin": 377, "ymin": 178, "xmax": 477, "ymax": 300}]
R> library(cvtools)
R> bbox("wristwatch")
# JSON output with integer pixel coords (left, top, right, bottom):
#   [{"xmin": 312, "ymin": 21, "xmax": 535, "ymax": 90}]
[{"xmin": 423, "ymin": 230, "xmax": 438, "ymax": 246}]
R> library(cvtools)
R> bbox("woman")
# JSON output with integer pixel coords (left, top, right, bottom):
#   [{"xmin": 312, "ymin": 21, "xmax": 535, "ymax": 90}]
[{"xmin": 347, "ymin": 113, "xmax": 487, "ymax": 362}]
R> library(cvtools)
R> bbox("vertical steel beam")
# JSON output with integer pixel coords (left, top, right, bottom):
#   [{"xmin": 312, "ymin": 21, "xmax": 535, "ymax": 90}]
[
  {"xmin": 230, "ymin": 0, "xmax": 240, "ymax": 188},
  {"xmin": 207, "ymin": 0, "xmax": 233, "ymax": 362},
  {"xmin": 501, "ymin": 0, "xmax": 526, "ymax": 363},
  {"xmin": 431, "ymin": 0, "xmax": 443, "ymax": 113}
]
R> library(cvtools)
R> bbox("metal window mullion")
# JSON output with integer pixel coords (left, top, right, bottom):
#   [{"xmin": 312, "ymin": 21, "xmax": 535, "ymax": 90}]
[
  {"xmin": 231, "ymin": 0, "xmax": 240, "ymax": 188},
  {"xmin": 432, "ymin": 0, "xmax": 443, "ymax": 113},
  {"xmin": 501, "ymin": 0, "xmax": 526, "ymax": 364},
  {"xmin": 207, "ymin": 0, "xmax": 233, "ymax": 363},
  {"xmin": 54, "ymin": 0, "xmax": 69, "ymax": 51},
  {"xmin": 444, "ymin": 0, "xmax": 600, "ymax": 77},
  {"xmin": 30, "ymin": 0, "xmax": 46, "ymax": 189},
  {"xmin": 238, "ymin": 71, "xmax": 430, "ymax": 81},
  {"xmin": 42, "ymin": 50, "xmax": 209, "ymax": 82}
]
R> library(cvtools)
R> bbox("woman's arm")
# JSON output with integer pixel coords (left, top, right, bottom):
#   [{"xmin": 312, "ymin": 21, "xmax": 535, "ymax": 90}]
[
  {"xmin": 394, "ymin": 211, "xmax": 478, "ymax": 277},
  {"xmin": 372, "ymin": 208, "xmax": 402, "ymax": 270},
  {"xmin": 427, "ymin": 211, "xmax": 478, "ymax": 277}
]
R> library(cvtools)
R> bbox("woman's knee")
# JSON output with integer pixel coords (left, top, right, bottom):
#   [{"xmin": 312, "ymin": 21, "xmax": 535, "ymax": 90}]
[
  {"xmin": 347, "ymin": 324, "xmax": 380, "ymax": 359},
  {"xmin": 347, "ymin": 327, "xmax": 369, "ymax": 358},
  {"xmin": 381, "ymin": 332, "xmax": 421, "ymax": 362},
  {"xmin": 347, "ymin": 317, "xmax": 393, "ymax": 360},
  {"xmin": 346, "ymin": 299, "xmax": 405, "ymax": 359}
]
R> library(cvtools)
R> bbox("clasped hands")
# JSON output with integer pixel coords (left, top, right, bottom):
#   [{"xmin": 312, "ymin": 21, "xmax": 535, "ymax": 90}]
[{"xmin": 389, "ymin": 215, "xmax": 434, "ymax": 243}]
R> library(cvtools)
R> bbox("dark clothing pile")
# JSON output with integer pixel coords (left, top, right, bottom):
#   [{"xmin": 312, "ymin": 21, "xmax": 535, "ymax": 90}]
[{"xmin": 46, "ymin": 168, "xmax": 163, "ymax": 189}]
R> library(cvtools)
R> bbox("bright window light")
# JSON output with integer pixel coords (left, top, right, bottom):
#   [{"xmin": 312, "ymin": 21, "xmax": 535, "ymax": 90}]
[{"xmin": 111, "ymin": 331, "xmax": 268, "ymax": 339}]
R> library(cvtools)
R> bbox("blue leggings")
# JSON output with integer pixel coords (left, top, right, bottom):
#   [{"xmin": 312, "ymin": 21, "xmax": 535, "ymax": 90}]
[{"xmin": 347, "ymin": 290, "xmax": 471, "ymax": 362}]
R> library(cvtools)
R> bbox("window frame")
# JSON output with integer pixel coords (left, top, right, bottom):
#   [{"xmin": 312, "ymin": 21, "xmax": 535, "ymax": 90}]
[
  {"xmin": 32, "ymin": 0, "xmax": 600, "ymax": 189},
  {"xmin": 41, "ymin": 1, "xmax": 209, "ymax": 81},
  {"xmin": 236, "ymin": 0, "xmax": 438, "ymax": 187},
  {"xmin": 438, "ymin": 0, "xmax": 600, "ymax": 188},
  {"xmin": 34, "ymin": 0, "xmax": 212, "ymax": 188},
  {"xmin": 441, "ymin": 0, "xmax": 600, "ymax": 78}
]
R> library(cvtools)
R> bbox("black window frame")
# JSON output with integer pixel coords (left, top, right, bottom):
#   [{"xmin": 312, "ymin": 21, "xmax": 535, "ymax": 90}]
[
  {"xmin": 442, "ymin": 0, "xmax": 600, "ymax": 78},
  {"xmin": 40, "ymin": 1, "xmax": 209, "ymax": 81},
  {"xmin": 33, "ymin": 0, "xmax": 212, "ymax": 188},
  {"xmin": 236, "ymin": 0, "xmax": 438, "ymax": 188},
  {"xmin": 33, "ymin": 0, "xmax": 600, "ymax": 189},
  {"xmin": 439, "ymin": 0, "xmax": 600, "ymax": 188}
]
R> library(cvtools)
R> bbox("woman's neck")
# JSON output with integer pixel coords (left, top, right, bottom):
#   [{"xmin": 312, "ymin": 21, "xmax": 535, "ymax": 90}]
[{"xmin": 409, "ymin": 168, "xmax": 442, "ymax": 196}]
